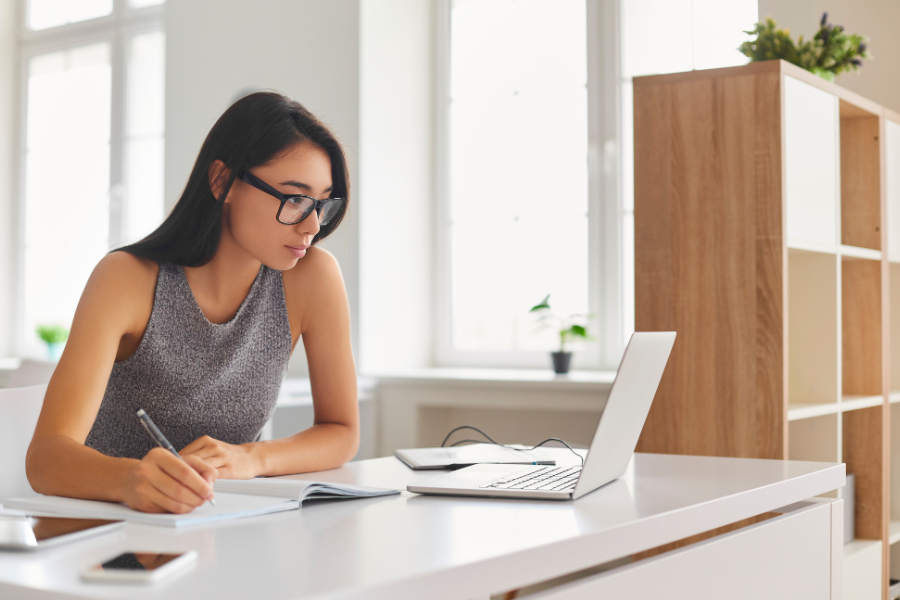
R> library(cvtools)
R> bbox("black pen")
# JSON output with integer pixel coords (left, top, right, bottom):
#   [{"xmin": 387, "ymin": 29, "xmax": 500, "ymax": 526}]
[{"xmin": 136, "ymin": 409, "xmax": 217, "ymax": 507}]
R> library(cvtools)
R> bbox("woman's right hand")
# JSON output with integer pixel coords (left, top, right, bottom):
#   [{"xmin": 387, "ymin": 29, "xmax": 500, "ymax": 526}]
[{"xmin": 121, "ymin": 447, "xmax": 218, "ymax": 513}]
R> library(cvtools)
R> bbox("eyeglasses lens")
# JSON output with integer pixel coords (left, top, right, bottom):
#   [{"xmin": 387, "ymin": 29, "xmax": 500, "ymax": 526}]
[
  {"xmin": 318, "ymin": 201, "xmax": 344, "ymax": 226},
  {"xmin": 279, "ymin": 197, "xmax": 344, "ymax": 226},
  {"xmin": 280, "ymin": 197, "xmax": 315, "ymax": 224}
]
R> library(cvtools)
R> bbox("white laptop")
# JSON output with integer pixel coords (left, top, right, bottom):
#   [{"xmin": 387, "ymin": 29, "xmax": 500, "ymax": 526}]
[{"xmin": 407, "ymin": 332, "xmax": 676, "ymax": 501}]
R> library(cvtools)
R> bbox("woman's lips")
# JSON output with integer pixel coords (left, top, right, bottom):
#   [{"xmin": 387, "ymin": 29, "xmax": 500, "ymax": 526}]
[{"xmin": 286, "ymin": 245, "xmax": 308, "ymax": 258}]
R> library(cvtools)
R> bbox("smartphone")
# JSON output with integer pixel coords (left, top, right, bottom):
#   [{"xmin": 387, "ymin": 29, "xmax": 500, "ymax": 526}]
[{"xmin": 81, "ymin": 550, "xmax": 197, "ymax": 583}]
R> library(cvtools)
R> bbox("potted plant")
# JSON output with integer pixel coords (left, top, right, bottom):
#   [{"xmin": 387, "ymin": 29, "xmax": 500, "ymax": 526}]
[
  {"xmin": 36, "ymin": 324, "xmax": 69, "ymax": 361},
  {"xmin": 529, "ymin": 295, "xmax": 591, "ymax": 375},
  {"xmin": 738, "ymin": 13, "xmax": 871, "ymax": 82}
]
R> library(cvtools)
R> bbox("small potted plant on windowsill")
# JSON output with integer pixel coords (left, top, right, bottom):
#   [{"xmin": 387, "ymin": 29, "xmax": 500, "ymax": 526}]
[
  {"xmin": 529, "ymin": 295, "xmax": 592, "ymax": 375},
  {"xmin": 36, "ymin": 324, "xmax": 69, "ymax": 361}
]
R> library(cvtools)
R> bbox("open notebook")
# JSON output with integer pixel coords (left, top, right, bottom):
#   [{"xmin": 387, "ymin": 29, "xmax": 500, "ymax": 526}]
[{"xmin": 4, "ymin": 479, "xmax": 399, "ymax": 528}]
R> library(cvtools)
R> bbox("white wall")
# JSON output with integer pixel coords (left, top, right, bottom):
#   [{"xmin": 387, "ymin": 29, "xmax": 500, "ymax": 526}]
[
  {"xmin": 0, "ymin": 0, "xmax": 17, "ymax": 358},
  {"xmin": 165, "ymin": 0, "xmax": 361, "ymax": 376},
  {"xmin": 758, "ymin": 0, "xmax": 900, "ymax": 112},
  {"xmin": 359, "ymin": 0, "xmax": 434, "ymax": 373}
]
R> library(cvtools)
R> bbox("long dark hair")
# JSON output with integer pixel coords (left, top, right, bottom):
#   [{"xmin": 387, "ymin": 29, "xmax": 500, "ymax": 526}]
[{"xmin": 117, "ymin": 92, "xmax": 350, "ymax": 266}]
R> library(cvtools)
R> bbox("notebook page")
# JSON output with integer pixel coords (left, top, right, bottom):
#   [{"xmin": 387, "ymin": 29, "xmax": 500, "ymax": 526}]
[
  {"xmin": 214, "ymin": 479, "xmax": 401, "ymax": 501},
  {"xmin": 214, "ymin": 478, "xmax": 315, "ymax": 500}
]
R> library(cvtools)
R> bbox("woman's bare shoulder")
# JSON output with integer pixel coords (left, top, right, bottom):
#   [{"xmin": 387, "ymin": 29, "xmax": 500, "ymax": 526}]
[
  {"xmin": 281, "ymin": 246, "xmax": 347, "ymax": 325},
  {"xmin": 80, "ymin": 252, "xmax": 159, "ymax": 326},
  {"xmin": 92, "ymin": 251, "xmax": 158, "ymax": 290},
  {"xmin": 282, "ymin": 246, "xmax": 343, "ymax": 288}
]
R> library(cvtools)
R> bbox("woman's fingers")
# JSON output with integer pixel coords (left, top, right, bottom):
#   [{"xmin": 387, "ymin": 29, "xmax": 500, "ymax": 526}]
[
  {"xmin": 151, "ymin": 450, "xmax": 215, "ymax": 504},
  {"xmin": 140, "ymin": 482, "xmax": 198, "ymax": 514},
  {"xmin": 180, "ymin": 435, "xmax": 215, "ymax": 455},
  {"xmin": 183, "ymin": 454, "xmax": 218, "ymax": 484},
  {"xmin": 181, "ymin": 438, "xmax": 228, "ymax": 470}
]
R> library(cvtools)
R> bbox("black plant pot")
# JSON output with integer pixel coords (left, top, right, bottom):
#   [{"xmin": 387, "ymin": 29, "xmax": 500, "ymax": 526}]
[{"xmin": 551, "ymin": 351, "xmax": 572, "ymax": 374}]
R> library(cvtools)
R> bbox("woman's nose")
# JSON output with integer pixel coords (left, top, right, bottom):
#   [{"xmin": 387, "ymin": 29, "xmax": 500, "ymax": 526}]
[{"xmin": 296, "ymin": 210, "xmax": 321, "ymax": 237}]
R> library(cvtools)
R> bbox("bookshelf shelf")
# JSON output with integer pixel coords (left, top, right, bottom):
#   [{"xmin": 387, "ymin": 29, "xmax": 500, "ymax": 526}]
[
  {"xmin": 843, "ymin": 395, "xmax": 888, "ymax": 413},
  {"xmin": 787, "ymin": 396, "xmax": 885, "ymax": 422},
  {"xmin": 788, "ymin": 402, "xmax": 839, "ymax": 421},
  {"xmin": 890, "ymin": 521, "xmax": 900, "ymax": 545},
  {"xmin": 841, "ymin": 245, "xmax": 883, "ymax": 261},
  {"xmin": 634, "ymin": 60, "xmax": 896, "ymax": 597},
  {"xmin": 788, "ymin": 240, "xmax": 838, "ymax": 255}
]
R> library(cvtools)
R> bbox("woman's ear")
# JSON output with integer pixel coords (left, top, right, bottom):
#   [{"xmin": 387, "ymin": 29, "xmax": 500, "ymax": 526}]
[{"xmin": 208, "ymin": 160, "xmax": 232, "ymax": 202}]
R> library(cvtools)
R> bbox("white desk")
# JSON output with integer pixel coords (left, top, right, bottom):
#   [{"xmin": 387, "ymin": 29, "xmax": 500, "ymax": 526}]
[{"xmin": 0, "ymin": 452, "xmax": 845, "ymax": 600}]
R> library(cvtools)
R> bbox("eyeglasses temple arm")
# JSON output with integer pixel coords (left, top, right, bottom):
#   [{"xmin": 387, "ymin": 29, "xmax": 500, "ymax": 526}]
[{"xmin": 239, "ymin": 170, "xmax": 287, "ymax": 201}]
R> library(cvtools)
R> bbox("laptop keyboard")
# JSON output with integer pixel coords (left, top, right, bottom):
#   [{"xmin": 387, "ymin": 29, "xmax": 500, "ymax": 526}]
[{"xmin": 479, "ymin": 466, "xmax": 582, "ymax": 492}]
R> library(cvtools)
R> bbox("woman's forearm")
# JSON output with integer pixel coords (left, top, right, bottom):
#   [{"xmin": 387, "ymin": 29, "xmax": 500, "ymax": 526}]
[
  {"xmin": 26, "ymin": 434, "xmax": 138, "ymax": 502},
  {"xmin": 248, "ymin": 423, "xmax": 359, "ymax": 477}
]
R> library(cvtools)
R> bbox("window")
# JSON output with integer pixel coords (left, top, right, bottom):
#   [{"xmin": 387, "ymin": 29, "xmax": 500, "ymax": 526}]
[
  {"xmin": 438, "ymin": 0, "xmax": 758, "ymax": 370},
  {"xmin": 17, "ymin": 0, "xmax": 165, "ymax": 358},
  {"xmin": 438, "ymin": 0, "xmax": 598, "ymax": 369}
]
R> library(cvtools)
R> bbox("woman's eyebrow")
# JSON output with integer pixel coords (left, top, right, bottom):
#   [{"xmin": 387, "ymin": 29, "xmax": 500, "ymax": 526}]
[{"xmin": 279, "ymin": 180, "xmax": 333, "ymax": 194}]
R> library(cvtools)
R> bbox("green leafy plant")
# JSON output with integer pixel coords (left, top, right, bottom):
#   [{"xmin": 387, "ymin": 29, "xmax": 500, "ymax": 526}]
[
  {"xmin": 36, "ymin": 324, "xmax": 69, "ymax": 345},
  {"xmin": 529, "ymin": 294, "xmax": 592, "ymax": 353},
  {"xmin": 739, "ymin": 13, "xmax": 871, "ymax": 80}
]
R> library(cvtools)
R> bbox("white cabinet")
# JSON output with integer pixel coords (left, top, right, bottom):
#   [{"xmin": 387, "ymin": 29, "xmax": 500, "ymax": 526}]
[
  {"xmin": 528, "ymin": 500, "xmax": 841, "ymax": 600},
  {"xmin": 845, "ymin": 539, "xmax": 883, "ymax": 600},
  {"xmin": 784, "ymin": 75, "xmax": 840, "ymax": 251}
]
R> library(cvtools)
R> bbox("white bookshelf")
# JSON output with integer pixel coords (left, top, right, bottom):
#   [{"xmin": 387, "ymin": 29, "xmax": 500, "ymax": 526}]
[{"xmin": 784, "ymin": 75, "xmax": 839, "ymax": 252}]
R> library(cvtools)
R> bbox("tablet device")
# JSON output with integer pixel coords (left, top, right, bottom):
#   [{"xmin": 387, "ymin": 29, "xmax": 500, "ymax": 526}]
[
  {"xmin": 0, "ymin": 515, "xmax": 124, "ymax": 551},
  {"xmin": 395, "ymin": 444, "xmax": 556, "ymax": 470}
]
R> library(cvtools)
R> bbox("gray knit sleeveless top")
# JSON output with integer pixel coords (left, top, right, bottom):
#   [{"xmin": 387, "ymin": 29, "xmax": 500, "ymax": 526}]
[{"xmin": 85, "ymin": 261, "xmax": 293, "ymax": 459}]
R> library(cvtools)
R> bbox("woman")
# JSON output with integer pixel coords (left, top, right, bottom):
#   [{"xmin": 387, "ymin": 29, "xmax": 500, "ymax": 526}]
[{"xmin": 26, "ymin": 92, "xmax": 358, "ymax": 514}]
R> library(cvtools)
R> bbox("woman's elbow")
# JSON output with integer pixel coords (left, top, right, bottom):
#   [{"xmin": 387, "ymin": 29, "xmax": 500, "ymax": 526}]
[
  {"xmin": 25, "ymin": 441, "xmax": 53, "ymax": 495},
  {"xmin": 335, "ymin": 423, "xmax": 360, "ymax": 466}
]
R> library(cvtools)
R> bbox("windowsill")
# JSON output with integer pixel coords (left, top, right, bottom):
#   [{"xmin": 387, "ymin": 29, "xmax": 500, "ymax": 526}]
[
  {"xmin": 0, "ymin": 358, "xmax": 22, "ymax": 371},
  {"xmin": 365, "ymin": 367, "xmax": 616, "ymax": 392},
  {"xmin": 277, "ymin": 377, "xmax": 377, "ymax": 407},
  {"xmin": 276, "ymin": 370, "xmax": 613, "ymax": 409}
]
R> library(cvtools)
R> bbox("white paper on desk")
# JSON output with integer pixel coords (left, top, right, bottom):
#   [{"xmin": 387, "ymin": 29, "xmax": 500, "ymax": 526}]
[
  {"xmin": 214, "ymin": 478, "xmax": 400, "ymax": 502},
  {"xmin": 3, "ymin": 493, "xmax": 299, "ymax": 528}
]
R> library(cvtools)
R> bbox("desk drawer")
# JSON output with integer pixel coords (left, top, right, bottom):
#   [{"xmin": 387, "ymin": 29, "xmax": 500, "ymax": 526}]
[{"xmin": 526, "ymin": 499, "xmax": 840, "ymax": 600}]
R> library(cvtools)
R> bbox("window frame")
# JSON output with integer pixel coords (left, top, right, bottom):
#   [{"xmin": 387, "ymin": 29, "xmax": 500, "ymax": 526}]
[
  {"xmin": 433, "ymin": 0, "xmax": 626, "ymax": 370},
  {"xmin": 15, "ymin": 0, "xmax": 164, "ymax": 358}
]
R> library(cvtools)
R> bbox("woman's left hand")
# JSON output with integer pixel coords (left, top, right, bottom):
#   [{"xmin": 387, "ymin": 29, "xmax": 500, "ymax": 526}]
[{"xmin": 180, "ymin": 436, "xmax": 260, "ymax": 480}]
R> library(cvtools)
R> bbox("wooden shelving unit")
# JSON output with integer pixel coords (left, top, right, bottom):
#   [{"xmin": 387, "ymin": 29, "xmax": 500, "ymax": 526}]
[{"xmin": 633, "ymin": 59, "xmax": 900, "ymax": 599}]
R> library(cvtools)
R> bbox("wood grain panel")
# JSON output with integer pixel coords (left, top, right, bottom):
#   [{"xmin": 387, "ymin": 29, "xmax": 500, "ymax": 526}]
[
  {"xmin": 634, "ymin": 60, "xmax": 882, "ymax": 117},
  {"xmin": 843, "ymin": 259, "xmax": 882, "ymax": 395},
  {"xmin": 631, "ymin": 512, "xmax": 781, "ymax": 562},
  {"xmin": 844, "ymin": 406, "xmax": 885, "ymax": 540},
  {"xmin": 634, "ymin": 70, "xmax": 784, "ymax": 459},
  {"xmin": 841, "ymin": 116, "xmax": 882, "ymax": 250}
]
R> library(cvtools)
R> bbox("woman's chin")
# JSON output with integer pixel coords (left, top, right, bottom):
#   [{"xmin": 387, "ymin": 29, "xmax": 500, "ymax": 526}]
[{"xmin": 270, "ymin": 255, "xmax": 302, "ymax": 271}]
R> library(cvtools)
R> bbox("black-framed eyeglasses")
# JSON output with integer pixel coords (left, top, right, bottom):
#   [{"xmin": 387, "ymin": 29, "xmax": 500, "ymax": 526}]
[{"xmin": 238, "ymin": 170, "xmax": 346, "ymax": 226}]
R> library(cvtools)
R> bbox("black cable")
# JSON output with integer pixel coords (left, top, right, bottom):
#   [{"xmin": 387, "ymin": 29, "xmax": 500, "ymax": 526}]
[
  {"xmin": 528, "ymin": 438, "xmax": 585, "ymax": 466},
  {"xmin": 440, "ymin": 425, "xmax": 501, "ymax": 448},
  {"xmin": 441, "ymin": 426, "xmax": 585, "ymax": 466}
]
